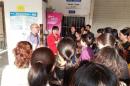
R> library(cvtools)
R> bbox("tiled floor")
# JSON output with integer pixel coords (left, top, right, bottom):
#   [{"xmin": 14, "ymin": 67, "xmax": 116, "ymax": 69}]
[{"xmin": 0, "ymin": 52, "xmax": 8, "ymax": 85}]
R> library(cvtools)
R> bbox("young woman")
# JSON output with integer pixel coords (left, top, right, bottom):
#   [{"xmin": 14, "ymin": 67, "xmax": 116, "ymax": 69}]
[
  {"xmin": 79, "ymin": 32, "xmax": 94, "ymax": 61},
  {"xmin": 118, "ymin": 28, "xmax": 130, "ymax": 63},
  {"xmin": 75, "ymin": 31, "xmax": 82, "ymax": 57},
  {"xmin": 47, "ymin": 26, "xmax": 61, "ymax": 55}
]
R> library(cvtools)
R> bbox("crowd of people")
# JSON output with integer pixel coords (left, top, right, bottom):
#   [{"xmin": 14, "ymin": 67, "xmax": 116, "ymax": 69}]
[{"xmin": 1, "ymin": 23, "xmax": 130, "ymax": 86}]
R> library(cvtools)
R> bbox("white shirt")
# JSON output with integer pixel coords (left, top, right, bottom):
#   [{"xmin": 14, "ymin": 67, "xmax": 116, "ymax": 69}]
[{"xmin": 1, "ymin": 65, "xmax": 30, "ymax": 86}]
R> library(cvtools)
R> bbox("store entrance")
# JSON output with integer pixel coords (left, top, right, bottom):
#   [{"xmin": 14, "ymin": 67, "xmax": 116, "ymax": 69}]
[{"xmin": 61, "ymin": 16, "xmax": 85, "ymax": 37}]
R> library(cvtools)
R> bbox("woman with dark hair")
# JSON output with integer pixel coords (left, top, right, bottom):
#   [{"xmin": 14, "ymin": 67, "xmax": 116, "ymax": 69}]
[
  {"xmin": 1, "ymin": 41, "xmax": 33, "ymax": 86},
  {"xmin": 93, "ymin": 46, "xmax": 129, "ymax": 85},
  {"xmin": 47, "ymin": 26, "xmax": 61, "ymax": 55},
  {"xmin": 80, "ymin": 26, "xmax": 85, "ymax": 35},
  {"xmin": 96, "ymin": 33, "xmax": 116, "ymax": 49},
  {"xmin": 97, "ymin": 28, "xmax": 104, "ymax": 36},
  {"xmin": 68, "ymin": 26, "xmax": 76, "ymax": 41},
  {"xmin": 79, "ymin": 32, "xmax": 94, "ymax": 61},
  {"xmin": 119, "ymin": 27, "xmax": 130, "ymax": 64},
  {"xmin": 112, "ymin": 29, "xmax": 119, "ymax": 40},
  {"xmin": 75, "ymin": 31, "xmax": 82, "ymax": 57},
  {"xmin": 54, "ymin": 37, "xmax": 76, "ymax": 86},
  {"xmin": 119, "ymin": 28, "xmax": 129, "ymax": 43},
  {"xmin": 28, "ymin": 47, "xmax": 55, "ymax": 86},
  {"xmin": 85, "ymin": 24, "xmax": 91, "ymax": 32},
  {"xmin": 71, "ymin": 62, "xmax": 120, "ymax": 86},
  {"xmin": 92, "ymin": 32, "xmax": 116, "ymax": 54},
  {"xmin": 104, "ymin": 27, "xmax": 113, "ymax": 34}
]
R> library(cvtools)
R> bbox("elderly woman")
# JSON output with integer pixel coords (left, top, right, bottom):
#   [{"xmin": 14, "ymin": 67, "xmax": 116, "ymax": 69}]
[{"xmin": 1, "ymin": 41, "xmax": 33, "ymax": 86}]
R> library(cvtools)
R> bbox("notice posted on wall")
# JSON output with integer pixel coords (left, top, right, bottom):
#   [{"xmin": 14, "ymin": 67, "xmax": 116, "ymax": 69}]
[{"xmin": 10, "ymin": 12, "xmax": 38, "ymax": 40}]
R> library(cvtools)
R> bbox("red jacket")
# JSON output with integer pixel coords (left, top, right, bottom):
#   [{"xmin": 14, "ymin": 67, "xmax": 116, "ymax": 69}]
[{"xmin": 47, "ymin": 33, "xmax": 61, "ymax": 55}]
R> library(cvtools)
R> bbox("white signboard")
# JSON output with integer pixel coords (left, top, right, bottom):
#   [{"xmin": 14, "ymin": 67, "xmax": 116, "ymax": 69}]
[
  {"xmin": 49, "ymin": 0, "xmax": 91, "ymax": 16},
  {"xmin": 4, "ymin": 0, "xmax": 43, "ymax": 64},
  {"xmin": 10, "ymin": 12, "xmax": 38, "ymax": 39},
  {"xmin": 65, "ymin": 0, "xmax": 91, "ymax": 15}
]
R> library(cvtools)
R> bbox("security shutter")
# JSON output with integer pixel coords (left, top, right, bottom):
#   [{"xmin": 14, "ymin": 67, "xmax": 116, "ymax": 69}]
[{"xmin": 92, "ymin": 0, "xmax": 130, "ymax": 33}]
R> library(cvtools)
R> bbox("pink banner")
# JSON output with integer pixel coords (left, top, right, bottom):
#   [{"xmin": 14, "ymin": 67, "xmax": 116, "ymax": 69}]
[{"xmin": 47, "ymin": 12, "xmax": 63, "ymax": 33}]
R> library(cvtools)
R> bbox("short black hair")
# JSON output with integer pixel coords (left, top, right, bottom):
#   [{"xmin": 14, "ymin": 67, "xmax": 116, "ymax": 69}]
[
  {"xmin": 104, "ymin": 27, "xmax": 113, "ymax": 33},
  {"xmin": 120, "ymin": 28, "xmax": 129, "ymax": 36},
  {"xmin": 86, "ymin": 24, "xmax": 91, "ymax": 29},
  {"xmin": 81, "ymin": 32, "xmax": 95, "ymax": 46},
  {"xmin": 125, "ymin": 27, "xmax": 130, "ymax": 36},
  {"xmin": 52, "ymin": 26, "xmax": 59, "ymax": 31},
  {"xmin": 97, "ymin": 28, "xmax": 104, "ymax": 34}
]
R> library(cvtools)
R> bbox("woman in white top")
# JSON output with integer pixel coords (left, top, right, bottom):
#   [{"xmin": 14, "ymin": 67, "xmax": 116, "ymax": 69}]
[{"xmin": 1, "ymin": 41, "xmax": 33, "ymax": 86}]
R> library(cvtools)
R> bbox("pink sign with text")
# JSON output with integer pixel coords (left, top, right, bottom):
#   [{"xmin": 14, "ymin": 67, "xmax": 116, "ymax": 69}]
[{"xmin": 47, "ymin": 12, "xmax": 63, "ymax": 33}]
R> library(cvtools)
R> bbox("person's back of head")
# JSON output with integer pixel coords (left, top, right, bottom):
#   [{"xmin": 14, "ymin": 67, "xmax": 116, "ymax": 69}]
[
  {"xmin": 57, "ymin": 37, "xmax": 76, "ymax": 62},
  {"xmin": 71, "ymin": 62, "xmax": 119, "ymax": 86},
  {"xmin": 97, "ymin": 28, "xmax": 104, "ymax": 34},
  {"xmin": 94, "ymin": 46, "xmax": 127, "ymax": 79},
  {"xmin": 81, "ymin": 32, "xmax": 95, "ymax": 46},
  {"xmin": 96, "ymin": 33, "xmax": 116, "ymax": 49},
  {"xmin": 13, "ymin": 41, "xmax": 32, "ymax": 68},
  {"xmin": 28, "ymin": 47, "xmax": 55, "ymax": 86},
  {"xmin": 94, "ymin": 46, "xmax": 120, "ymax": 62},
  {"xmin": 31, "ymin": 47, "xmax": 55, "ymax": 66},
  {"xmin": 112, "ymin": 29, "xmax": 118, "ymax": 40},
  {"xmin": 104, "ymin": 27, "xmax": 113, "ymax": 34}
]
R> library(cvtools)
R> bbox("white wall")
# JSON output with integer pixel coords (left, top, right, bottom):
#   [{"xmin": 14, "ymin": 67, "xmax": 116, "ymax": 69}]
[
  {"xmin": 48, "ymin": 0, "xmax": 95, "ymax": 24},
  {"xmin": 92, "ymin": 0, "xmax": 130, "ymax": 34},
  {"xmin": 4, "ymin": 0, "xmax": 43, "ymax": 64}
]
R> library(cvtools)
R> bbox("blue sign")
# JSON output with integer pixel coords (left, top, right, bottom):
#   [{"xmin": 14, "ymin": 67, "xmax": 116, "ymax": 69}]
[
  {"xmin": 10, "ymin": 12, "xmax": 37, "ymax": 17},
  {"xmin": 69, "ymin": 10, "xmax": 75, "ymax": 14},
  {"xmin": 66, "ymin": 0, "xmax": 81, "ymax": 2}
]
